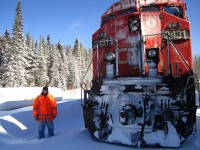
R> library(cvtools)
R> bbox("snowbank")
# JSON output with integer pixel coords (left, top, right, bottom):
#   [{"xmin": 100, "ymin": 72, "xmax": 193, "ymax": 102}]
[
  {"xmin": 0, "ymin": 87, "xmax": 63, "ymax": 111},
  {"xmin": 63, "ymin": 88, "xmax": 82, "ymax": 100}
]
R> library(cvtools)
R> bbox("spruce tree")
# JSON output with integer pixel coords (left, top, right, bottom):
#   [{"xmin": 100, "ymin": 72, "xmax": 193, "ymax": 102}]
[
  {"xmin": 49, "ymin": 44, "xmax": 60, "ymax": 87},
  {"xmin": 25, "ymin": 32, "xmax": 36, "ymax": 86},
  {"xmin": 73, "ymin": 38, "xmax": 80, "ymax": 57},
  {"xmin": 66, "ymin": 48, "xmax": 75, "ymax": 89},
  {"xmin": 2, "ymin": 29, "xmax": 16, "ymax": 87},
  {"xmin": 46, "ymin": 35, "xmax": 54, "ymax": 86},
  {"xmin": 0, "ymin": 34, "xmax": 5, "ymax": 84},
  {"xmin": 0, "ymin": 34, "xmax": 4, "ymax": 71},
  {"xmin": 65, "ymin": 45, "xmax": 73, "ymax": 56},
  {"xmin": 34, "ymin": 40, "xmax": 39, "ymax": 86},
  {"xmin": 83, "ymin": 48, "xmax": 93, "ymax": 87},
  {"xmin": 12, "ymin": 0, "xmax": 27, "ymax": 86},
  {"xmin": 35, "ymin": 37, "xmax": 49, "ymax": 86},
  {"xmin": 57, "ymin": 41, "xmax": 68, "ymax": 90}
]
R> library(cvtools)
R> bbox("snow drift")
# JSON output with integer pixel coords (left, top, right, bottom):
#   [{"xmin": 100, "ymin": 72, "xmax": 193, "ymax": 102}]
[{"xmin": 0, "ymin": 87, "xmax": 63, "ymax": 111}]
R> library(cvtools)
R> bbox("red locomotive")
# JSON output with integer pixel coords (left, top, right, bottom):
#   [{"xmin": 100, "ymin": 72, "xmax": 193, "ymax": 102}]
[{"xmin": 81, "ymin": 0, "xmax": 199, "ymax": 147}]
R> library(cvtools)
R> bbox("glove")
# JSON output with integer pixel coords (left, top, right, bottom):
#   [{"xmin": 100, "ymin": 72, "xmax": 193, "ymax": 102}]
[{"xmin": 34, "ymin": 116, "xmax": 38, "ymax": 121}]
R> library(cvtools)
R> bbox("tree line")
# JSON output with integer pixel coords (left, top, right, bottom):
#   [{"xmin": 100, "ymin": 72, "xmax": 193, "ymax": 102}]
[
  {"xmin": 193, "ymin": 55, "xmax": 200, "ymax": 80},
  {"xmin": 0, "ymin": 0, "xmax": 92, "ymax": 90}
]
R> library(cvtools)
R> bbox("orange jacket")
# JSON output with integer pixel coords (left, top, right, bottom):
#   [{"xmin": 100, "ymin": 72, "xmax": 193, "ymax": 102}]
[{"xmin": 33, "ymin": 93, "xmax": 58, "ymax": 122}]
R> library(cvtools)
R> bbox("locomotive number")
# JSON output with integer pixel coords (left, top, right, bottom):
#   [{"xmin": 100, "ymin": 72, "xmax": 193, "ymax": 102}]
[
  {"xmin": 163, "ymin": 30, "xmax": 189, "ymax": 40},
  {"xmin": 93, "ymin": 38, "xmax": 112, "ymax": 49}
]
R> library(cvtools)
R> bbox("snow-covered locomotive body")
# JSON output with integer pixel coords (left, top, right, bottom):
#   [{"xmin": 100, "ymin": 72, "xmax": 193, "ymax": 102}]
[{"xmin": 82, "ymin": 0, "xmax": 199, "ymax": 147}]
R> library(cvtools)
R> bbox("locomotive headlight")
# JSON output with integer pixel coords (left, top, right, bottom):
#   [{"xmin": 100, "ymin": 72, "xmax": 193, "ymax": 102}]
[
  {"xmin": 129, "ymin": 17, "xmax": 139, "ymax": 32},
  {"xmin": 105, "ymin": 52, "xmax": 115, "ymax": 62},
  {"xmin": 131, "ymin": 26, "xmax": 138, "ymax": 32},
  {"xmin": 146, "ymin": 48, "xmax": 159, "ymax": 63},
  {"xmin": 148, "ymin": 50, "xmax": 157, "ymax": 58},
  {"xmin": 130, "ymin": 18, "xmax": 138, "ymax": 24}
]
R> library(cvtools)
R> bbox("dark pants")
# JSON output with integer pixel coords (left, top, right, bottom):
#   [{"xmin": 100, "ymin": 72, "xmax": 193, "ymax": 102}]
[{"xmin": 38, "ymin": 121, "xmax": 54, "ymax": 139}]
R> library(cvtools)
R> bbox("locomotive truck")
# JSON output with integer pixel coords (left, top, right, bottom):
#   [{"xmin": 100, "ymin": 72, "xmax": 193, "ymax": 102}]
[{"xmin": 81, "ymin": 0, "xmax": 199, "ymax": 147}]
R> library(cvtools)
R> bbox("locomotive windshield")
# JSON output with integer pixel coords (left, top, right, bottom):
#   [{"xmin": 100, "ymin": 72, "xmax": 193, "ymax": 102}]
[
  {"xmin": 120, "ymin": 7, "xmax": 136, "ymax": 16},
  {"xmin": 101, "ymin": 14, "xmax": 116, "ymax": 26},
  {"xmin": 164, "ymin": 6, "xmax": 183, "ymax": 18},
  {"xmin": 140, "ymin": 6, "xmax": 160, "ymax": 12}
]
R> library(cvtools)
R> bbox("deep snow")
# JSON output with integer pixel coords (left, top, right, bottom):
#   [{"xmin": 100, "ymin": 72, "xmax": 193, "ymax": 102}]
[{"xmin": 0, "ymin": 89, "xmax": 200, "ymax": 150}]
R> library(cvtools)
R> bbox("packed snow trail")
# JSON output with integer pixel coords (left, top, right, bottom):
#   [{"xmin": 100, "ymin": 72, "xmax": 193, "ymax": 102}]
[{"xmin": 0, "ymin": 99, "xmax": 200, "ymax": 150}]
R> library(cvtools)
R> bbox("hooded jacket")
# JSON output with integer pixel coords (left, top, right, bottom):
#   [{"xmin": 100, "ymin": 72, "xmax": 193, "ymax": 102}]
[{"xmin": 33, "ymin": 93, "xmax": 58, "ymax": 122}]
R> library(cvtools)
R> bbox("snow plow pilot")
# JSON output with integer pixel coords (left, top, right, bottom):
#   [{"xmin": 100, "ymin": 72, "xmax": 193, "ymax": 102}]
[{"xmin": 33, "ymin": 87, "xmax": 58, "ymax": 139}]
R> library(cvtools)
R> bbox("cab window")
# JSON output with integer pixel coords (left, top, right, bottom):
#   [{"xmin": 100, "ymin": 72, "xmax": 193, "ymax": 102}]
[
  {"xmin": 140, "ymin": 6, "xmax": 160, "ymax": 12},
  {"xmin": 120, "ymin": 8, "xmax": 136, "ymax": 16},
  {"xmin": 163, "ymin": 6, "xmax": 183, "ymax": 18},
  {"xmin": 101, "ymin": 15, "xmax": 116, "ymax": 26}
]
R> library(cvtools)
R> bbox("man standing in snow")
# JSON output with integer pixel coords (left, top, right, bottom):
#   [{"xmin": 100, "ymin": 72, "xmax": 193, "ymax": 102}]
[{"xmin": 33, "ymin": 87, "xmax": 58, "ymax": 139}]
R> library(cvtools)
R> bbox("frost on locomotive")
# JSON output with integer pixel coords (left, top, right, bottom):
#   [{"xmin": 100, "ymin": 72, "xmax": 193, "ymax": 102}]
[{"xmin": 81, "ymin": 0, "xmax": 199, "ymax": 147}]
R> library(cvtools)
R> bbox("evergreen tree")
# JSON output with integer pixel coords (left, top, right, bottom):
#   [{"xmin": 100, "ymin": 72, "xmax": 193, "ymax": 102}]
[
  {"xmin": 79, "ymin": 44, "xmax": 87, "ymax": 82},
  {"xmin": 73, "ymin": 38, "xmax": 80, "ymax": 57},
  {"xmin": 49, "ymin": 44, "xmax": 60, "ymax": 87},
  {"xmin": 46, "ymin": 35, "xmax": 54, "ymax": 86},
  {"xmin": 0, "ymin": 34, "xmax": 5, "ymax": 73},
  {"xmin": 35, "ymin": 40, "xmax": 38, "ymax": 52},
  {"xmin": 65, "ymin": 45, "xmax": 73, "ymax": 57},
  {"xmin": 25, "ymin": 32, "xmax": 36, "ymax": 86},
  {"xmin": 83, "ymin": 48, "xmax": 93, "ymax": 87},
  {"xmin": 66, "ymin": 49, "xmax": 75, "ymax": 89},
  {"xmin": 57, "ymin": 41, "xmax": 68, "ymax": 90},
  {"xmin": 35, "ymin": 37, "xmax": 49, "ymax": 86},
  {"xmin": 198, "ymin": 56, "xmax": 200, "ymax": 79},
  {"xmin": 0, "ymin": 34, "xmax": 5, "ymax": 84},
  {"xmin": 34, "ymin": 40, "xmax": 39, "ymax": 86},
  {"xmin": 12, "ymin": 0, "xmax": 27, "ymax": 86},
  {"xmin": 74, "ymin": 57, "xmax": 81, "ymax": 88},
  {"xmin": 194, "ymin": 55, "xmax": 200, "ymax": 79},
  {"xmin": 73, "ymin": 39, "xmax": 89, "ymax": 88},
  {"xmin": 2, "ymin": 29, "xmax": 16, "ymax": 87}
]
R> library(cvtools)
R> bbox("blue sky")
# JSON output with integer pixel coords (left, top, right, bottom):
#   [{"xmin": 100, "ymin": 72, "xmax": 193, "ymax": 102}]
[{"xmin": 0, "ymin": 0, "xmax": 199, "ymax": 55}]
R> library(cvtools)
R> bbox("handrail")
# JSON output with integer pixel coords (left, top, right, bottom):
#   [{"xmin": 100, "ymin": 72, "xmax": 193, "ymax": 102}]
[
  {"xmin": 80, "ymin": 45, "xmax": 105, "ymax": 89},
  {"xmin": 169, "ymin": 39, "xmax": 193, "ymax": 76},
  {"xmin": 115, "ymin": 39, "xmax": 119, "ymax": 76},
  {"xmin": 168, "ymin": 38, "xmax": 199, "ymax": 94},
  {"xmin": 80, "ymin": 51, "xmax": 96, "ymax": 105},
  {"xmin": 93, "ymin": 49, "xmax": 105, "ymax": 79},
  {"xmin": 97, "ymin": 45, "xmax": 100, "ymax": 78},
  {"xmin": 167, "ymin": 36, "xmax": 172, "ymax": 76},
  {"xmin": 80, "ymin": 51, "xmax": 96, "ymax": 86}
]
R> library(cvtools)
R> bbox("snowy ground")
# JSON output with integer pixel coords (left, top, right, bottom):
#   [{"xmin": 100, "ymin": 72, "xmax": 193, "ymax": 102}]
[{"xmin": 0, "ymin": 89, "xmax": 200, "ymax": 150}]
